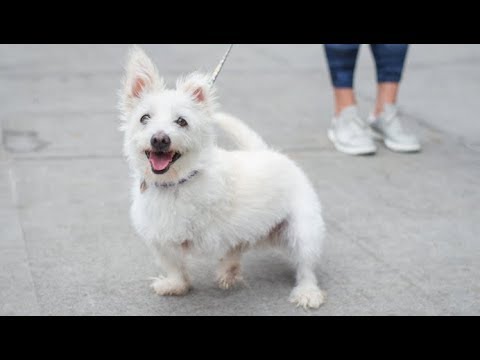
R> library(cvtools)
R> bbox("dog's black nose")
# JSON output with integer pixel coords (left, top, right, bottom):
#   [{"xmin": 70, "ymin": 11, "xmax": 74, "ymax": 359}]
[{"xmin": 151, "ymin": 132, "xmax": 171, "ymax": 151}]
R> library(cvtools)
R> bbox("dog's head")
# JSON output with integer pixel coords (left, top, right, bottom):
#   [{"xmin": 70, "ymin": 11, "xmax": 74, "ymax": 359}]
[{"xmin": 119, "ymin": 46, "xmax": 217, "ymax": 179}]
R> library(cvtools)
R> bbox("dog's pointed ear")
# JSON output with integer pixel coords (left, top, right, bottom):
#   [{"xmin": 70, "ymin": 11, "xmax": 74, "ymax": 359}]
[
  {"xmin": 119, "ymin": 46, "xmax": 164, "ymax": 114},
  {"xmin": 177, "ymin": 72, "xmax": 217, "ymax": 110}
]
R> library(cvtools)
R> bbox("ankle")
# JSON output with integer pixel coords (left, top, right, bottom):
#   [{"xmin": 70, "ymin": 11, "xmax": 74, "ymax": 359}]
[
  {"xmin": 334, "ymin": 88, "xmax": 357, "ymax": 116},
  {"xmin": 374, "ymin": 102, "xmax": 396, "ymax": 117},
  {"xmin": 336, "ymin": 104, "xmax": 357, "ymax": 116},
  {"xmin": 335, "ymin": 104, "xmax": 358, "ymax": 118}
]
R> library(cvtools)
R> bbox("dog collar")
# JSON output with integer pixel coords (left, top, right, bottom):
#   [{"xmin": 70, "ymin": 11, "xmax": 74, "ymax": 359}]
[{"xmin": 140, "ymin": 170, "xmax": 199, "ymax": 193}]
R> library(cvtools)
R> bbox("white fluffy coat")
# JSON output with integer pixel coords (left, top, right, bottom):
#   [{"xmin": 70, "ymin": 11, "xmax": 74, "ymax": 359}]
[{"xmin": 119, "ymin": 46, "xmax": 326, "ymax": 308}]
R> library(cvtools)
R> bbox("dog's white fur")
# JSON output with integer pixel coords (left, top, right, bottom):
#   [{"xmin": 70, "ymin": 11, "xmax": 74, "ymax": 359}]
[{"xmin": 119, "ymin": 46, "xmax": 326, "ymax": 309}]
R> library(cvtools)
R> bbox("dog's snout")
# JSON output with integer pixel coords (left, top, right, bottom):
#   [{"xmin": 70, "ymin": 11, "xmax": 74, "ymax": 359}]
[{"xmin": 151, "ymin": 132, "xmax": 171, "ymax": 151}]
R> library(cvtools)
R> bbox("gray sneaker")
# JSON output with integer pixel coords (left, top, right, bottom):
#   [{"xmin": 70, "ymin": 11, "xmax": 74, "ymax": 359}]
[
  {"xmin": 368, "ymin": 104, "xmax": 421, "ymax": 153},
  {"xmin": 327, "ymin": 106, "xmax": 377, "ymax": 155}
]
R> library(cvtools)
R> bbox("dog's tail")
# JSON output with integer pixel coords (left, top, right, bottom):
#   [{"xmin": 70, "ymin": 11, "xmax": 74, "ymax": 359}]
[{"xmin": 213, "ymin": 112, "xmax": 268, "ymax": 150}]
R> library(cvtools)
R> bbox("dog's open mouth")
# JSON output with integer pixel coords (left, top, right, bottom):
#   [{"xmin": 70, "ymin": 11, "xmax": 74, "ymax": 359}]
[{"xmin": 145, "ymin": 150, "xmax": 182, "ymax": 174}]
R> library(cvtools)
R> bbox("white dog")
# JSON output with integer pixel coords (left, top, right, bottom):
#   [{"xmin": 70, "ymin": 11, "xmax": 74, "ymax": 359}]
[{"xmin": 119, "ymin": 46, "xmax": 326, "ymax": 309}]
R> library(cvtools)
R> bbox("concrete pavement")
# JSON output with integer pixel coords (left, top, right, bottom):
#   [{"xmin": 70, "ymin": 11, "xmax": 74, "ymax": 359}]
[{"xmin": 1, "ymin": 44, "xmax": 479, "ymax": 315}]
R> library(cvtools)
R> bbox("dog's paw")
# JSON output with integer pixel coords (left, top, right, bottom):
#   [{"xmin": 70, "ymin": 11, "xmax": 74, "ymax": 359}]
[
  {"xmin": 289, "ymin": 285, "xmax": 326, "ymax": 309},
  {"xmin": 216, "ymin": 265, "xmax": 244, "ymax": 290},
  {"xmin": 150, "ymin": 276, "xmax": 190, "ymax": 296}
]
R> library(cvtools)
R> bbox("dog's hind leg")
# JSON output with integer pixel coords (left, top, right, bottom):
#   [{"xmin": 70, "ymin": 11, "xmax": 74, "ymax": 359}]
[
  {"xmin": 289, "ymin": 259, "xmax": 325, "ymax": 309},
  {"xmin": 216, "ymin": 243, "xmax": 249, "ymax": 290},
  {"xmin": 287, "ymin": 189, "xmax": 326, "ymax": 309},
  {"xmin": 149, "ymin": 243, "xmax": 191, "ymax": 296}
]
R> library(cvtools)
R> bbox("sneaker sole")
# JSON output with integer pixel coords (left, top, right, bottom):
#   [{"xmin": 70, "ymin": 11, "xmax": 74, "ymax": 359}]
[
  {"xmin": 327, "ymin": 129, "xmax": 377, "ymax": 156},
  {"xmin": 384, "ymin": 139, "xmax": 422, "ymax": 153},
  {"xmin": 370, "ymin": 129, "xmax": 421, "ymax": 153}
]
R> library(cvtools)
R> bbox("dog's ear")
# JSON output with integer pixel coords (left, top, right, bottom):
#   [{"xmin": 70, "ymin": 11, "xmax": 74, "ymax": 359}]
[
  {"xmin": 119, "ymin": 46, "xmax": 164, "ymax": 114},
  {"xmin": 177, "ymin": 72, "xmax": 217, "ymax": 110}
]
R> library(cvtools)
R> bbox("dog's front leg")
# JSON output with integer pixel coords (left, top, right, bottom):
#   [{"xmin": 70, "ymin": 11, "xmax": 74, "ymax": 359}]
[
  {"xmin": 149, "ymin": 243, "xmax": 190, "ymax": 296},
  {"xmin": 216, "ymin": 243, "xmax": 249, "ymax": 290}
]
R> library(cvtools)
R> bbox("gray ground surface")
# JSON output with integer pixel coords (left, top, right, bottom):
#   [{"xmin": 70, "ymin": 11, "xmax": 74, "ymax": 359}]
[{"xmin": 1, "ymin": 44, "xmax": 479, "ymax": 316}]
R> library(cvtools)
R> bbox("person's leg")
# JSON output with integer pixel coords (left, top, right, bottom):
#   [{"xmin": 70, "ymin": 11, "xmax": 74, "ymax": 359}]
[
  {"xmin": 370, "ymin": 44, "xmax": 409, "ymax": 115},
  {"xmin": 369, "ymin": 44, "xmax": 420, "ymax": 152},
  {"xmin": 324, "ymin": 44, "xmax": 360, "ymax": 115},
  {"xmin": 324, "ymin": 44, "xmax": 377, "ymax": 155},
  {"xmin": 375, "ymin": 83, "xmax": 400, "ymax": 115}
]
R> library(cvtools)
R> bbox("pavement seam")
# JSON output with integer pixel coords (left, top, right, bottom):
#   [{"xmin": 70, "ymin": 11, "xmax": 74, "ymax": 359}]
[
  {"xmin": 3, "ymin": 52, "xmax": 479, "ymax": 79},
  {"xmin": 0, "ymin": 68, "xmax": 327, "ymax": 80},
  {"xmin": 5, "ymin": 159, "xmax": 42, "ymax": 315}
]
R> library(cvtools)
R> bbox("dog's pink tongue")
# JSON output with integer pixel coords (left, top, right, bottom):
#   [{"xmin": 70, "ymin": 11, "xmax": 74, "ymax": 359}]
[{"xmin": 149, "ymin": 152, "xmax": 174, "ymax": 171}]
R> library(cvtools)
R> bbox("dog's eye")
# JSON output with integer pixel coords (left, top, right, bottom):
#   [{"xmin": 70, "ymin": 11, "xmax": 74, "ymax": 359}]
[
  {"xmin": 175, "ymin": 117, "xmax": 188, "ymax": 127},
  {"xmin": 140, "ymin": 114, "xmax": 150, "ymax": 124}
]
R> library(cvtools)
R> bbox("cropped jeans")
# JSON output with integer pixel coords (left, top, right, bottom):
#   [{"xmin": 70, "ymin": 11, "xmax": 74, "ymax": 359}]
[{"xmin": 324, "ymin": 44, "xmax": 409, "ymax": 88}]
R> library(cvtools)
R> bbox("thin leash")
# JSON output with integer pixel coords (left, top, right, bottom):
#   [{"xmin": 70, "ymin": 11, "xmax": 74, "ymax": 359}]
[{"xmin": 209, "ymin": 44, "xmax": 234, "ymax": 86}]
